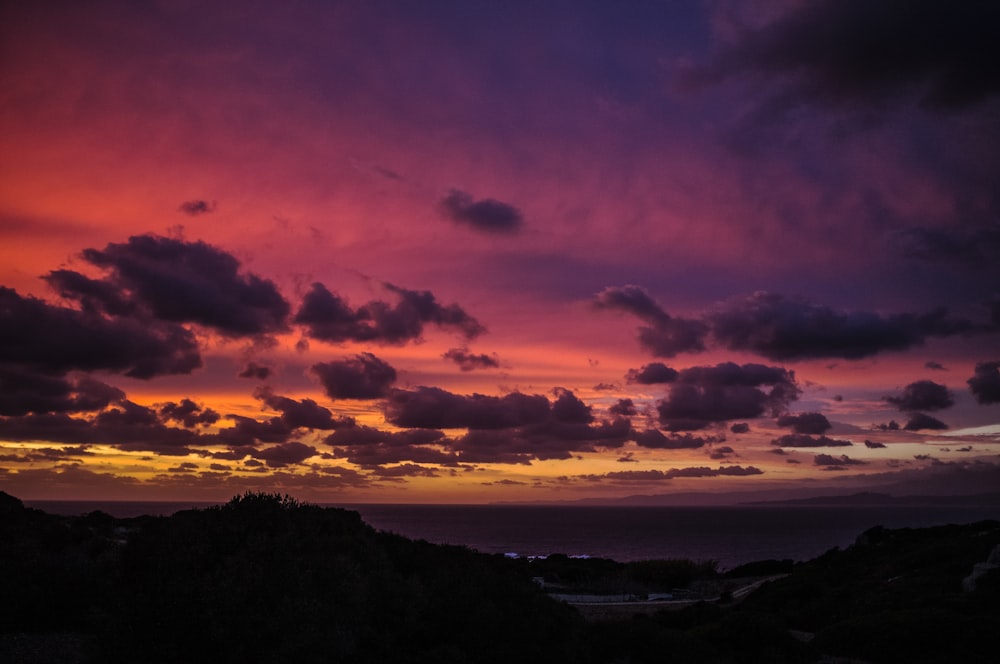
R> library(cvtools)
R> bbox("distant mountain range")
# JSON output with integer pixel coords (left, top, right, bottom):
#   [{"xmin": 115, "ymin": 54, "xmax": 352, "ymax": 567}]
[{"xmin": 743, "ymin": 491, "xmax": 1000, "ymax": 507}]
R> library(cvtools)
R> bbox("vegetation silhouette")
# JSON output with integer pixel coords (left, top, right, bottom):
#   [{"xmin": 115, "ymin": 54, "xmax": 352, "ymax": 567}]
[{"xmin": 2, "ymin": 490, "xmax": 998, "ymax": 663}]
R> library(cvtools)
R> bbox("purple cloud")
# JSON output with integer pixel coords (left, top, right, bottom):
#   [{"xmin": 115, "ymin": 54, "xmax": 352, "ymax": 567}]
[
  {"xmin": 440, "ymin": 189, "xmax": 523, "ymax": 234},
  {"xmin": 312, "ymin": 353, "xmax": 397, "ymax": 400}
]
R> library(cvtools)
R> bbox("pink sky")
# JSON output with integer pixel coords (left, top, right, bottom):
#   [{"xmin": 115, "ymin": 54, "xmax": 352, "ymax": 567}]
[{"xmin": 2, "ymin": 1, "xmax": 999, "ymax": 503}]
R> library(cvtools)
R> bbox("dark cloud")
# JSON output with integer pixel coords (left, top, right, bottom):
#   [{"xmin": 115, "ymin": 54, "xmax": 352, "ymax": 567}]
[
  {"xmin": 631, "ymin": 429, "xmax": 716, "ymax": 450},
  {"xmin": 967, "ymin": 361, "xmax": 1000, "ymax": 404},
  {"xmin": 626, "ymin": 362, "xmax": 679, "ymax": 384},
  {"xmin": 597, "ymin": 288, "xmax": 976, "ymax": 362},
  {"xmin": 250, "ymin": 442, "xmax": 318, "ymax": 468},
  {"xmin": 79, "ymin": 235, "xmax": 290, "ymax": 337},
  {"xmin": 691, "ymin": 1, "xmax": 1000, "ymax": 111},
  {"xmin": 925, "ymin": 361, "xmax": 947, "ymax": 371},
  {"xmin": 255, "ymin": 388, "xmax": 353, "ymax": 429},
  {"xmin": 325, "ymin": 424, "xmax": 445, "ymax": 449},
  {"xmin": 730, "ymin": 422, "xmax": 750, "ymax": 434},
  {"xmin": 44, "ymin": 269, "xmax": 136, "ymax": 316},
  {"xmin": 443, "ymin": 347, "xmax": 500, "ymax": 371},
  {"xmin": 294, "ymin": 282, "xmax": 484, "ymax": 345},
  {"xmin": 656, "ymin": 362, "xmax": 799, "ymax": 431},
  {"xmin": 876, "ymin": 420, "xmax": 901, "ymax": 431},
  {"xmin": 885, "ymin": 380, "xmax": 954, "ymax": 412},
  {"xmin": 440, "ymin": 189, "xmax": 523, "ymax": 234},
  {"xmin": 901, "ymin": 225, "xmax": 1000, "ymax": 267},
  {"xmin": 593, "ymin": 285, "xmax": 708, "ymax": 357},
  {"xmin": 0, "ymin": 445, "xmax": 94, "ymax": 463},
  {"xmin": 708, "ymin": 292, "xmax": 974, "ymax": 361},
  {"xmin": 814, "ymin": 454, "xmax": 866, "ymax": 467},
  {"xmin": 312, "ymin": 353, "xmax": 397, "ymax": 400},
  {"xmin": 331, "ymin": 444, "xmax": 460, "ymax": 468},
  {"xmin": 771, "ymin": 434, "xmax": 853, "ymax": 448},
  {"xmin": 903, "ymin": 412, "xmax": 948, "ymax": 431},
  {"xmin": 864, "ymin": 439, "xmax": 887, "ymax": 449},
  {"xmin": 376, "ymin": 386, "xmax": 630, "ymax": 464},
  {"xmin": 370, "ymin": 463, "xmax": 440, "ymax": 478},
  {"xmin": 179, "ymin": 199, "xmax": 216, "ymax": 216},
  {"xmin": 0, "ymin": 368, "xmax": 125, "ymax": 416},
  {"xmin": 449, "ymin": 418, "xmax": 630, "ymax": 464},
  {"xmin": 776, "ymin": 412, "xmax": 832, "ymax": 435},
  {"xmin": 215, "ymin": 415, "xmax": 292, "ymax": 448},
  {"xmin": 384, "ymin": 387, "xmax": 550, "ymax": 430},
  {"xmin": 552, "ymin": 388, "xmax": 593, "ymax": 423},
  {"xmin": 609, "ymin": 398, "xmax": 637, "ymax": 417},
  {"xmin": 594, "ymin": 465, "xmax": 763, "ymax": 481},
  {"xmin": 238, "ymin": 362, "xmax": 272, "ymax": 380},
  {"xmin": 0, "ymin": 404, "xmax": 207, "ymax": 456},
  {"xmin": 158, "ymin": 399, "xmax": 220, "ymax": 428},
  {"xmin": 1, "ymin": 286, "xmax": 201, "ymax": 379}
]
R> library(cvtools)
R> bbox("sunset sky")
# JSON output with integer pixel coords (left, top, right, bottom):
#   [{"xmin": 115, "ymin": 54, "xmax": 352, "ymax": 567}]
[{"xmin": 3, "ymin": 0, "xmax": 999, "ymax": 503}]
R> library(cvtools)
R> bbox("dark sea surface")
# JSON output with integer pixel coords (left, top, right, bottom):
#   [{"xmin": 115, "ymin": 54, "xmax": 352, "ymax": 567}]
[{"xmin": 25, "ymin": 500, "xmax": 1000, "ymax": 569}]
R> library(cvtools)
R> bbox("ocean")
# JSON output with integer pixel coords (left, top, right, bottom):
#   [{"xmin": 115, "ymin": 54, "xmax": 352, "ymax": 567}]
[{"xmin": 25, "ymin": 500, "xmax": 1000, "ymax": 570}]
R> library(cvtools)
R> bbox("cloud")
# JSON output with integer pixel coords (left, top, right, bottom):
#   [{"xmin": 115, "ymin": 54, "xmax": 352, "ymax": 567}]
[
  {"xmin": 0, "ymin": 368, "xmax": 125, "ymax": 416},
  {"xmin": 249, "ymin": 441, "xmax": 318, "ymax": 468},
  {"xmin": 776, "ymin": 412, "xmax": 832, "ymax": 434},
  {"xmin": 312, "ymin": 353, "xmax": 397, "ymax": 399},
  {"xmin": 925, "ymin": 361, "xmax": 946, "ymax": 371},
  {"xmin": 771, "ymin": 434, "xmax": 853, "ymax": 448},
  {"xmin": 885, "ymin": 380, "xmax": 954, "ymax": 412},
  {"xmin": 814, "ymin": 454, "xmax": 866, "ymax": 467},
  {"xmin": 630, "ymin": 429, "xmax": 718, "ymax": 450},
  {"xmin": 384, "ymin": 386, "xmax": 550, "ymax": 430},
  {"xmin": 593, "ymin": 285, "xmax": 708, "ymax": 357},
  {"xmin": 378, "ymin": 386, "xmax": 631, "ymax": 464},
  {"xmin": 690, "ymin": 1, "xmax": 1000, "ymax": 111},
  {"xmin": 158, "ymin": 399, "xmax": 220, "ymax": 428},
  {"xmin": 440, "ymin": 189, "xmax": 523, "ymax": 234},
  {"xmin": 656, "ymin": 362, "xmax": 799, "ymax": 431},
  {"xmin": 864, "ymin": 439, "xmax": 887, "ymax": 449},
  {"xmin": 178, "ymin": 199, "xmax": 216, "ymax": 216},
  {"xmin": 0, "ymin": 445, "xmax": 94, "ymax": 463},
  {"xmin": 0, "ymin": 404, "xmax": 208, "ymax": 456},
  {"xmin": 552, "ymin": 388, "xmax": 593, "ymax": 423},
  {"xmin": 967, "ymin": 361, "xmax": 1000, "ymax": 404},
  {"xmin": 254, "ymin": 388, "xmax": 353, "ymax": 429},
  {"xmin": 626, "ymin": 362, "xmax": 679, "ymax": 384},
  {"xmin": 903, "ymin": 412, "xmax": 948, "ymax": 431},
  {"xmin": 370, "ymin": 463, "xmax": 440, "ymax": 478},
  {"xmin": 591, "ymin": 465, "xmax": 763, "ymax": 482},
  {"xmin": 730, "ymin": 422, "xmax": 750, "ymax": 434},
  {"xmin": 609, "ymin": 399, "xmax": 637, "ymax": 417},
  {"xmin": 1, "ymin": 286, "xmax": 201, "ymax": 379},
  {"xmin": 294, "ymin": 282, "xmax": 484, "ymax": 345},
  {"xmin": 325, "ymin": 423, "xmax": 457, "ymax": 467},
  {"xmin": 77, "ymin": 234, "xmax": 290, "ymax": 337},
  {"xmin": 597, "ymin": 289, "xmax": 978, "ymax": 362},
  {"xmin": 238, "ymin": 362, "xmax": 272, "ymax": 380},
  {"xmin": 443, "ymin": 347, "xmax": 500, "ymax": 371},
  {"xmin": 707, "ymin": 292, "xmax": 974, "ymax": 361}
]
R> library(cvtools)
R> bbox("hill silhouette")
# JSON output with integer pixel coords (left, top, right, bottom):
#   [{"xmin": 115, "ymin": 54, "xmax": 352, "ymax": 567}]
[{"xmin": 2, "ymin": 491, "xmax": 998, "ymax": 663}]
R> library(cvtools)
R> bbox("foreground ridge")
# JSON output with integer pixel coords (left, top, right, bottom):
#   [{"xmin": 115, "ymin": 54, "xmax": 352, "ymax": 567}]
[{"xmin": 2, "ymin": 491, "xmax": 998, "ymax": 663}]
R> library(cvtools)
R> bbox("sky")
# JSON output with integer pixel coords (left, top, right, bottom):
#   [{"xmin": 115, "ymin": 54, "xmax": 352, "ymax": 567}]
[{"xmin": 2, "ymin": 0, "xmax": 1000, "ymax": 504}]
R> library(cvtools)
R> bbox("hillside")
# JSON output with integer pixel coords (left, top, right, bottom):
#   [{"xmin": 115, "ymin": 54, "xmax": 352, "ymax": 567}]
[{"xmin": 2, "ymin": 491, "xmax": 998, "ymax": 663}]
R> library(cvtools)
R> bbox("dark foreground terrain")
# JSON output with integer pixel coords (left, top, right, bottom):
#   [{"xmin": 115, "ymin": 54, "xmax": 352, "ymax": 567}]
[{"xmin": 2, "ymin": 490, "xmax": 998, "ymax": 663}]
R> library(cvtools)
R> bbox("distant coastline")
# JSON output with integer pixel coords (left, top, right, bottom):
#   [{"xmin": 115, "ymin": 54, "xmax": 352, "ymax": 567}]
[{"xmin": 742, "ymin": 491, "xmax": 1000, "ymax": 507}]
